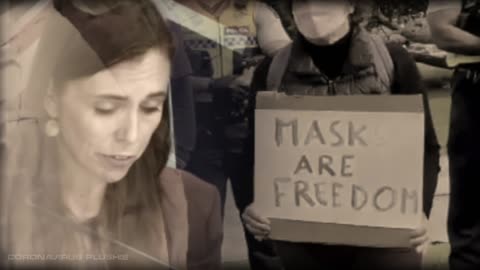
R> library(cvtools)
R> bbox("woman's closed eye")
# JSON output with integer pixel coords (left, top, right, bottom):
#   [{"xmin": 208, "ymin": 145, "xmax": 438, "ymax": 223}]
[
  {"xmin": 93, "ymin": 98, "xmax": 164, "ymax": 115},
  {"xmin": 94, "ymin": 101, "xmax": 119, "ymax": 115},
  {"xmin": 140, "ymin": 99, "xmax": 163, "ymax": 114}
]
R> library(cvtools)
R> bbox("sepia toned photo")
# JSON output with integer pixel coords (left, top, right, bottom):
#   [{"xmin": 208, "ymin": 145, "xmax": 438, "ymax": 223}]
[{"xmin": 1, "ymin": 0, "xmax": 479, "ymax": 269}]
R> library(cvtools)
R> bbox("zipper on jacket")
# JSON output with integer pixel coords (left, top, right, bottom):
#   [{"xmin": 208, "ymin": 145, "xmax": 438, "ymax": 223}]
[
  {"xmin": 327, "ymin": 79, "xmax": 336, "ymax": 95},
  {"xmin": 317, "ymin": 70, "xmax": 336, "ymax": 95}
]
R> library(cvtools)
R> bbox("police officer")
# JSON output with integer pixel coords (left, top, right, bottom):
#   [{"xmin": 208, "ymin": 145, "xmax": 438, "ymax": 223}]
[
  {"xmin": 428, "ymin": 1, "xmax": 480, "ymax": 269},
  {"xmin": 155, "ymin": 0, "xmax": 291, "ymax": 269}
]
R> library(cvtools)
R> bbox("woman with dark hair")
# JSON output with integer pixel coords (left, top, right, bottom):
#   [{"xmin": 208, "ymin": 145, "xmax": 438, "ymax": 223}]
[{"xmin": 2, "ymin": 1, "xmax": 222, "ymax": 269}]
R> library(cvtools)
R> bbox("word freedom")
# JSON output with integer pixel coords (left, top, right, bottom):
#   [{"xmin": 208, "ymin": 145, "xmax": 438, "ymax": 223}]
[{"xmin": 273, "ymin": 178, "xmax": 419, "ymax": 215}]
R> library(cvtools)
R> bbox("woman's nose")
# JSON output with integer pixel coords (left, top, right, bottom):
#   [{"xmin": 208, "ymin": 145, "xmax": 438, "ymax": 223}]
[{"xmin": 115, "ymin": 111, "xmax": 139, "ymax": 143}]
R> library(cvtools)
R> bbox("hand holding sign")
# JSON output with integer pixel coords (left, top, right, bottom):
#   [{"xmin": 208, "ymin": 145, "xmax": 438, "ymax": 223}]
[
  {"xmin": 255, "ymin": 93, "xmax": 425, "ymax": 248},
  {"xmin": 242, "ymin": 203, "xmax": 271, "ymax": 241},
  {"xmin": 409, "ymin": 214, "xmax": 430, "ymax": 255}
]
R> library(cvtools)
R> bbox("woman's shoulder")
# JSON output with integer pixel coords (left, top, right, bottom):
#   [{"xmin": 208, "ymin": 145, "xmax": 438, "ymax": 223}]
[
  {"xmin": 159, "ymin": 167, "xmax": 219, "ymax": 209},
  {"xmin": 161, "ymin": 167, "xmax": 216, "ymax": 191},
  {"xmin": 158, "ymin": 170, "xmax": 223, "ymax": 269}
]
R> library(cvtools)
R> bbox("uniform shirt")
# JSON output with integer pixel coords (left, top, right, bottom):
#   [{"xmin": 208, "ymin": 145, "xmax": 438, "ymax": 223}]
[
  {"xmin": 155, "ymin": 0, "xmax": 291, "ymax": 153},
  {"xmin": 155, "ymin": 0, "xmax": 290, "ymax": 78}
]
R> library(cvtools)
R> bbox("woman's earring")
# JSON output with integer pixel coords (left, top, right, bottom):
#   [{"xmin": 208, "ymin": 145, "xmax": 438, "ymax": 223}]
[{"xmin": 45, "ymin": 119, "xmax": 60, "ymax": 137}]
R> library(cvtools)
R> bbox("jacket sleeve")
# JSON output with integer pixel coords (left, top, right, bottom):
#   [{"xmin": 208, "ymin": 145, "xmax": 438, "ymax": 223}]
[
  {"xmin": 187, "ymin": 185, "xmax": 223, "ymax": 270},
  {"xmin": 205, "ymin": 188, "xmax": 223, "ymax": 270},
  {"xmin": 241, "ymin": 57, "xmax": 273, "ymax": 208},
  {"xmin": 169, "ymin": 22, "xmax": 196, "ymax": 168},
  {"xmin": 386, "ymin": 43, "xmax": 441, "ymax": 218}
]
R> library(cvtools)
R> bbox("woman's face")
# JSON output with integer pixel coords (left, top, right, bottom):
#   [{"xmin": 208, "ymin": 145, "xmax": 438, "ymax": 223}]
[{"xmin": 51, "ymin": 48, "xmax": 170, "ymax": 183}]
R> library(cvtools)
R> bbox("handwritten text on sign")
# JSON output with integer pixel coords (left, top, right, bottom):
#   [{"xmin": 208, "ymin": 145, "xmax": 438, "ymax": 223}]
[{"xmin": 255, "ymin": 110, "xmax": 424, "ymax": 229}]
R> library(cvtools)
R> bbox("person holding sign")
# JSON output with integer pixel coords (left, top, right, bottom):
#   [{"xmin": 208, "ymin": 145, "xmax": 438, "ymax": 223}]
[
  {"xmin": 428, "ymin": 1, "xmax": 480, "ymax": 270},
  {"xmin": 242, "ymin": 0, "xmax": 441, "ymax": 269}
]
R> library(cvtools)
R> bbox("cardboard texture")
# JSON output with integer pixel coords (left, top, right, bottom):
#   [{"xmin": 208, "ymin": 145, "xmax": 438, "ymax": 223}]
[{"xmin": 254, "ymin": 92, "xmax": 425, "ymax": 248}]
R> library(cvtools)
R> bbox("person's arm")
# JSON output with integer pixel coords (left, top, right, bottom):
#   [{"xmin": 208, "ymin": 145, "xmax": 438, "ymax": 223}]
[
  {"xmin": 240, "ymin": 57, "xmax": 273, "ymax": 237},
  {"xmin": 249, "ymin": 56, "xmax": 273, "ymax": 93},
  {"xmin": 428, "ymin": 6, "xmax": 480, "ymax": 55},
  {"xmin": 387, "ymin": 43, "xmax": 441, "ymax": 218},
  {"xmin": 253, "ymin": 2, "xmax": 291, "ymax": 57},
  {"xmin": 176, "ymin": 169, "xmax": 223, "ymax": 270},
  {"xmin": 170, "ymin": 77, "xmax": 196, "ymax": 168},
  {"xmin": 189, "ymin": 76, "xmax": 213, "ymax": 93},
  {"xmin": 168, "ymin": 22, "xmax": 197, "ymax": 168}
]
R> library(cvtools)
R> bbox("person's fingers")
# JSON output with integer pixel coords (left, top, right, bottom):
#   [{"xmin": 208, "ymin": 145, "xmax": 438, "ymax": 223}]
[
  {"xmin": 254, "ymin": 236, "xmax": 264, "ymax": 242},
  {"xmin": 410, "ymin": 215, "xmax": 429, "ymax": 249},
  {"xmin": 245, "ymin": 223, "xmax": 266, "ymax": 236},
  {"xmin": 242, "ymin": 212, "xmax": 271, "ymax": 232},
  {"xmin": 410, "ymin": 235, "xmax": 429, "ymax": 256},
  {"xmin": 415, "ymin": 242, "xmax": 429, "ymax": 255},
  {"xmin": 410, "ymin": 234, "xmax": 428, "ymax": 247},
  {"xmin": 410, "ymin": 226, "xmax": 427, "ymax": 238},
  {"xmin": 243, "ymin": 214, "xmax": 271, "ymax": 233},
  {"xmin": 245, "ymin": 222, "xmax": 269, "ymax": 238},
  {"xmin": 242, "ymin": 208, "xmax": 261, "ymax": 224},
  {"xmin": 244, "ymin": 208, "xmax": 271, "ymax": 226}
]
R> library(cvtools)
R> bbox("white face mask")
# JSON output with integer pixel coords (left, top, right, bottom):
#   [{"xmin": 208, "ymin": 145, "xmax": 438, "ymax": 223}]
[{"xmin": 292, "ymin": 0, "xmax": 354, "ymax": 45}]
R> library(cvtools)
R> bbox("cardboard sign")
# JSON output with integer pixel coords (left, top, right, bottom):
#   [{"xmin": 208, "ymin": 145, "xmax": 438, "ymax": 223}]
[{"xmin": 254, "ymin": 92, "xmax": 425, "ymax": 248}]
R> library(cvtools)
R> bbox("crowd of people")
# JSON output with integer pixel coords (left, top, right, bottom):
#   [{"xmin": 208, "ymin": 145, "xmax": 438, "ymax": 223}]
[{"xmin": 0, "ymin": 0, "xmax": 479, "ymax": 269}]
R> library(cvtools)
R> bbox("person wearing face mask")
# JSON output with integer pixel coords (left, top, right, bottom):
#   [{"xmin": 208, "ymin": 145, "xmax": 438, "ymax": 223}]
[{"xmin": 242, "ymin": 0, "xmax": 441, "ymax": 269}]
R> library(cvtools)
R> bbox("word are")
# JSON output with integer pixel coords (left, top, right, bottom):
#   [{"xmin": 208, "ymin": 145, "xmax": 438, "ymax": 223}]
[{"xmin": 294, "ymin": 154, "xmax": 355, "ymax": 177}]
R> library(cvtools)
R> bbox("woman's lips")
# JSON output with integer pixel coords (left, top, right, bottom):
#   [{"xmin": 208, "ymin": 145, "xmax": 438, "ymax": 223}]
[{"xmin": 97, "ymin": 153, "xmax": 136, "ymax": 168}]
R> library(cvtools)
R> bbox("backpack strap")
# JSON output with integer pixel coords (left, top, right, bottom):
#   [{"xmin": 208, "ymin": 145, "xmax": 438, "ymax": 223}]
[
  {"xmin": 266, "ymin": 44, "xmax": 293, "ymax": 92},
  {"xmin": 369, "ymin": 34, "xmax": 394, "ymax": 90}
]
